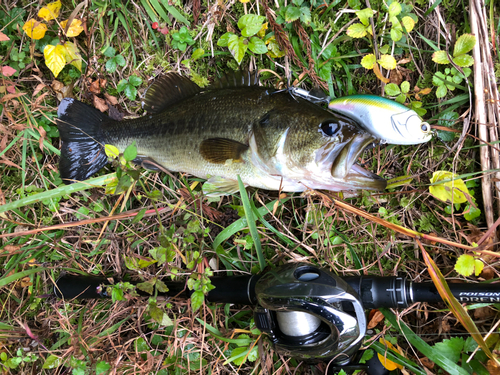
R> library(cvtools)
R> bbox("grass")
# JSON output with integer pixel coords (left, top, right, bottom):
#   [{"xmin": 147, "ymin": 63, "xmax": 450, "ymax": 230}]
[{"xmin": 0, "ymin": 0, "xmax": 500, "ymax": 374}]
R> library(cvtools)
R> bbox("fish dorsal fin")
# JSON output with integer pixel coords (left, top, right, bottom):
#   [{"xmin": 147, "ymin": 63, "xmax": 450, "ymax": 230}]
[
  {"xmin": 142, "ymin": 72, "xmax": 201, "ymax": 114},
  {"xmin": 209, "ymin": 70, "xmax": 260, "ymax": 89},
  {"xmin": 200, "ymin": 138, "xmax": 249, "ymax": 164}
]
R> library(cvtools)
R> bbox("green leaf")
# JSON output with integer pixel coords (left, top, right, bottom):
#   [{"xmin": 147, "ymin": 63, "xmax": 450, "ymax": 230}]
[
  {"xmin": 432, "ymin": 50, "xmax": 450, "ymax": 64},
  {"xmin": 238, "ymin": 14, "xmax": 266, "ymax": 37},
  {"xmin": 156, "ymin": 279, "xmax": 169, "ymax": 293},
  {"xmin": 123, "ymin": 142, "xmax": 137, "ymax": 161},
  {"xmin": 248, "ymin": 37, "xmax": 267, "ymax": 54},
  {"xmin": 217, "ymin": 32, "xmax": 234, "ymax": 47},
  {"xmin": 429, "ymin": 171, "xmax": 470, "ymax": 204},
  {"xmin": 436, "ymin": 84, "xmax": 448, "ymax": 98},
  {"xmin": 400, "ymin": 81, "xmax": 410, "ymax": 94},
  {"xmin": 361, "ymin": 53, "xmax": 376, "ymax": 69},
  {"xmin": 124, "ymin": 84, "xmax": 137, "ymax": 100},
  {"xmin": 128, "ymin": 75, "xmax": 142, "ymax": 86},
  {"xmin": 96, "ymin": 361, "xmax": 111, "ymax": 375},
  {"xmin": 230, "ymin": 347, "xmax": 249, "ymax": 366},
  {"xmin": 42, "ymin": 355, "xmax": 62, "ymax": 369},
  {"xmin": 347, "ymin": 23, "xmax": 368, "ymax": 38},
  {"xmin": 299, "ymin": 7, "xmax": 311, "ymax": 24},
  {"xmin": 228, "ymin": 35, "xmax": 247, "ymax": 65},
  {"xmin": 359, "ymin": 349, "xmax": 374, "ymax": 364},
  {"xmin": 149, "ymin": 303, "xmax": 173, "ymax": 326},
  {"xmin": 464, "ymin": 204, "xmax": 481, "ymax": 221},
  {"xmin": 115, "ymin": 54, "xmax": 126, "ymax": 66},
  {"xmin": 137, "ymin": 279, "xmax": 155, "ymax": 294},
  {"xmin": 356, "ymin": 8, "xmax": 374, "ymax": 26},
  {"xmin": 105, "ymin": 58, "xmax": 117, "ymax": 73},
  {"xmin": 285, "ymin": 6, "xmax": 301, "ymax": 22},
  {"xmin": 103, "ymin": 46, "xmax": 116, "ymax": 57},
  {"xmin": 396, "ymin": 93, "xmax": 406, "ymax": 104},
  {"xmin": 116, "ymin": 79, "xmax": 128, "ymax": 92},
  {"xmin": 434, "ymin": 337, "xmax": 465, "ymax": 364},
  {"xmin": 388, "ymin": 1, "xmax": 402, "ymax": 17},
  {"xmin": 453, "ymin": 54, "xmax": 474, "ymax": 67},
  {"xmin": 453, "ymin": 34, "xmax": 476, "ymax": 56},
  {"xmin": 378, "ymin": 54, "xmax": 397, "ymax": 70},
  {"xmin": 390, "ymin": 27, "xmax": 403, "ymax": 41},
  {"xmin": 191, "ymin": 48, "xmax": 204, "ymax": 60},
  {"xmin": 384, "ymin": 83, "xmax": 401, "ymax": 96},
  {"xmin": 191, "ymin": 290, "xmax": 204, "ymax": 311}
]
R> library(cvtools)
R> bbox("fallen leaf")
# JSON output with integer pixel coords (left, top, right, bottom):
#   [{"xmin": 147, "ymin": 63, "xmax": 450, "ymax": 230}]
[
  {"xmin": 429, "ymin": 171, "xmax": 470, "ymax": 204},
  {"xmin": 33, "ymin": 83, "xmax": 46, "ymax": 97},
  {"xmin": 1, "ymin": 66, "xmax": 16, "ymax": 77},
  {"xmin": 486, "ymin": 360, "xmax": 500, "ymax": 374},
  {"xmin": 107, "ymin": 104, "xmax": 123, "ymax": 121},
  {"xmin": 1, "ymin": 245, "xmax": 20, "ymax": 254},
  {"xmin": 479, "ymin": 267, "xmax": 495, "ymax": 280},
  {"xmin": 20, "ymin": 276, "xmax": 32, "ymax": 288},
  {"xmin": 0, "ymin": 31, "xmax": 10, "ymax": 41},
  {"xmin": 60, "ymin": 18, "xmax": 84, "ymax": 37},
  {"xmin": 22, "ymin": 19, "xmax": 48, "ymax": 40},
  {"xmin": 373, "ymin": 63, "xmax": 390, "ymax": 83},
  {"xmin": 398, "ymin": 57, "xmax": 412, "ymax": 64},
  {"xmin": 0, "ymin": 157, "xmax": 22, "ymax": 169},
  {"xmin": 420, "ymin": 357, "xmax": 434, "ymax": 369},
  {"xmin": 38, "ymin": 0, "xmax": 62, "ymax": 21},
  {"xmin": 93, "ymin": 95, "xmax": 108, "ymax": 112},
  {"xmin": 474, "ymin": 306, "xmax": 495, "ymax": 320},
  {"xmin": 44, "ymin": 44, "xmax": 67, "ymax": 77},
  {"xmin": 37, "ymin": 124, "xmax": 47, "ymax": 151},
  {"xmin": 389, "ymin": 68, "xmax": 403, "ymax": 85},
  {"xmin": 378, "ymin": 338, "xmax": 404, "ymax": 371},
  {"xmin": 368, "ymin": 310, "xmax": 385, "ymax": 329},
  {"xmin": 104, "ymin": 92, "xmax": 118, "ymax": 105},
  {"xmin": 6, "ymin": 86, "xmax": 15, "ymax": 94},
  {"xmin": 90, "ymin": 79, "xmax": 102, "ymax": 94}
]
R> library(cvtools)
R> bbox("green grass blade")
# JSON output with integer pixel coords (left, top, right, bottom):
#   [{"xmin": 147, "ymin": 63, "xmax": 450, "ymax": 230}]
[
  {"xmin": 237, "ymin": 176, "xmax": 265, "ymax": 271},
  {"xmin": 0, "ymin": 173, "xmax": 117, "ymax": 215},
  {"xmin": 424, "ymin": 0, "xmax": 444, "ymax": 16},
  {"xmin": 147, "ymin": 0, "xmax": 171, "ymax": 25},
  {"xmin": 370, "ymin": 341, "xmax": 427, "ymax": 375},
  {"xmin": 380, "ymin": 307, "xmax": 470, "ymax": 375},
  {"xmin": 0, "ymin": 268, "xmax": 46, "ymax": 287},
  {"xmin": 162, "ymin": 2, "xmax": 190, "ymax": 26}
]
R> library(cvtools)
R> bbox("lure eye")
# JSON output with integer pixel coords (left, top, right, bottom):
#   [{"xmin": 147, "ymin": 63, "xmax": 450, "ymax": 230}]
[
  {"xmin": 421, "ymin": 123, "xmax": 430, "ymax": 132},
  {"xmin": 320, "ymin": 121, "xmax": 340, "ymax": 137}
]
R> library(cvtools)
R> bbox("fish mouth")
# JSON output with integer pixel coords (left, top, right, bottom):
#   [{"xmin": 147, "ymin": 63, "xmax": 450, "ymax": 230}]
[{"xmin": 330, "ymin": 133, "xmax": 387, "ymax": 190}]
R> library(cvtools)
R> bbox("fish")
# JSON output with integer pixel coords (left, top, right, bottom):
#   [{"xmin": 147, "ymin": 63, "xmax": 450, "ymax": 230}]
[
  {"xmin": 56, "ymin": 71, "xmax": 387, "ymax": 195},
  {"xmin": 327, "ymin": 95, "xmax": 432, "ymax": 145}
]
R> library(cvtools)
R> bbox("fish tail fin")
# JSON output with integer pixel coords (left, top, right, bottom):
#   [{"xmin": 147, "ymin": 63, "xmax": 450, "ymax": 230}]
[{"xmin": 56, "ymin": 98, "xmax": 110, "ymax": 183}]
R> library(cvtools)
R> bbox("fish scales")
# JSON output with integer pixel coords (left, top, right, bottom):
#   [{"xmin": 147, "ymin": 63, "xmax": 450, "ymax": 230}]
[{"xmin": 56, "ymin": 71, "xmax": 386, "ymax": 194}]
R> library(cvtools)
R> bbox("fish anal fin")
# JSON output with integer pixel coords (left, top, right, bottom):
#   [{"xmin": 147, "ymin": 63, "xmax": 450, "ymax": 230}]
[
  {"xmin": 142, "ymin": 72, "xmax": 201, "ymax": 114},
  {"xmin": 202, "ymin": 176, "xmax": 240, "ymax": 196},
  {"xmin": 200, "ymin": 138, "xmax": 249, "ymax": 164}
]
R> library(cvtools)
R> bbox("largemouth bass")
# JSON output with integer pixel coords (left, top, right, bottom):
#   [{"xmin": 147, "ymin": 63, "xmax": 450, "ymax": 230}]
[{"xmin": 56, "ymin": 71, "xmax": 386, "ymax": 194}]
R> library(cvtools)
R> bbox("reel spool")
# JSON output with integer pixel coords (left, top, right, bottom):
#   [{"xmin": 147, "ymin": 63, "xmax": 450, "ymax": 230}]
[{"xmin": 254, "ymin": 263, "xmax": 366, "ymax": 364}]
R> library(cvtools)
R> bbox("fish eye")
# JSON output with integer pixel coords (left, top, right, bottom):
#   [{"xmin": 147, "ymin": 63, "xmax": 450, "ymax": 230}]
[
  {"xmin": 421, "ymin": 122, "xmax": 430, "ymax": 132},
  {"xmin": 320, "ymin": 121, "xmax": 340, "ymax": 137}
]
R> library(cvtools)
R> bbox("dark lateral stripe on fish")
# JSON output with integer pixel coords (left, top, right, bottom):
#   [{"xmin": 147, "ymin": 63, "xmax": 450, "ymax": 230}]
[{"xmin": 56, "ymin": 98, "xmax": 110, "ymax": 183}]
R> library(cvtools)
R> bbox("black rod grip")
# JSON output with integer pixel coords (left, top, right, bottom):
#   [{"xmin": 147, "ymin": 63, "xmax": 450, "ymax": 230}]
[
  {"xmin": 54, "ymin": 274, "xmax": 261, "ymax": 305},
  {"xmin": 411, "ymin": 282, "xmax": 500, "ymax": 304}
]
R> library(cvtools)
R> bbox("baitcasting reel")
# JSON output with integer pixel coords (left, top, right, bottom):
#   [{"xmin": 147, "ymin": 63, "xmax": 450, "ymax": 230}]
[{"xmin": 252, "ymin": 263, "xmax": 366, "ymax": 365}]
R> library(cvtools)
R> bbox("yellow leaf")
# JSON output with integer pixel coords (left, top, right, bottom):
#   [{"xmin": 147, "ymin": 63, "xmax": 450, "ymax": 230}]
[
  {"xmin": 361, "ymin": 53, "xmax": 376, "ymax": 69},
  {"xmin": 401, "ymin": 16, "xmax": 416, "ymax": 33},
  {"xmin": 61, "ymin": 19, "xmax": 84, "ymax": 37},
  {"xmin": 475, "ymin": 259, "xmax": 484, "ymax": 276},
  {"xmin": 257, "ymin": 22, "xmax": 268, "ymax": 39},
  {"xmin": 377, "ymin": 54, "xmax": 397, "ymax": 70},
  {"xmin": 44, "ymin": 44, "xmax": 66, "ymax": 78},
  {"xmin": 62, "ymin": 41, "xmax": 82, "ymax": 71},
  {"xmin": 105, "ymin": 144, "xmax": 120, "ymax": 159},
  {"xmin": 377, "ymin": 338, "xmax": 404, "ymax": 371},
  {"xmin": 429, "ymin": 171, "xmax": 469, "ymax": 204},
  {"xmin": 239, "ymin": 0, "xmax": 251, "ymax": 2},
  {"xmin": 22, "ymin": 19, "xmax": 48, "ymax": 40},
  {"xmin": 38, "ymin": 0, "xmax": 62, "ymax": 21}
]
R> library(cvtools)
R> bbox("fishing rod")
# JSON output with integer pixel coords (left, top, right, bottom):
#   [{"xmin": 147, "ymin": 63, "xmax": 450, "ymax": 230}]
[{"xmin": 54, "ymin": 262, "xmax": 500, "ymax": 374}]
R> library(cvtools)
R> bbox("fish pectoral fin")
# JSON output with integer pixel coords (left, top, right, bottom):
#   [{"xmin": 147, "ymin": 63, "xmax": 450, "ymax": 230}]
[
  {"xmin": 202, "ymin": 176, "xmax": 240, "ymax": 196},
  {"xmin": 133, "ymin": 156, "xmax": 168, "ymax": 172},
  {"xmin": 199, "ymin": 138, "xmax": 249, "ymax": 164}
]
